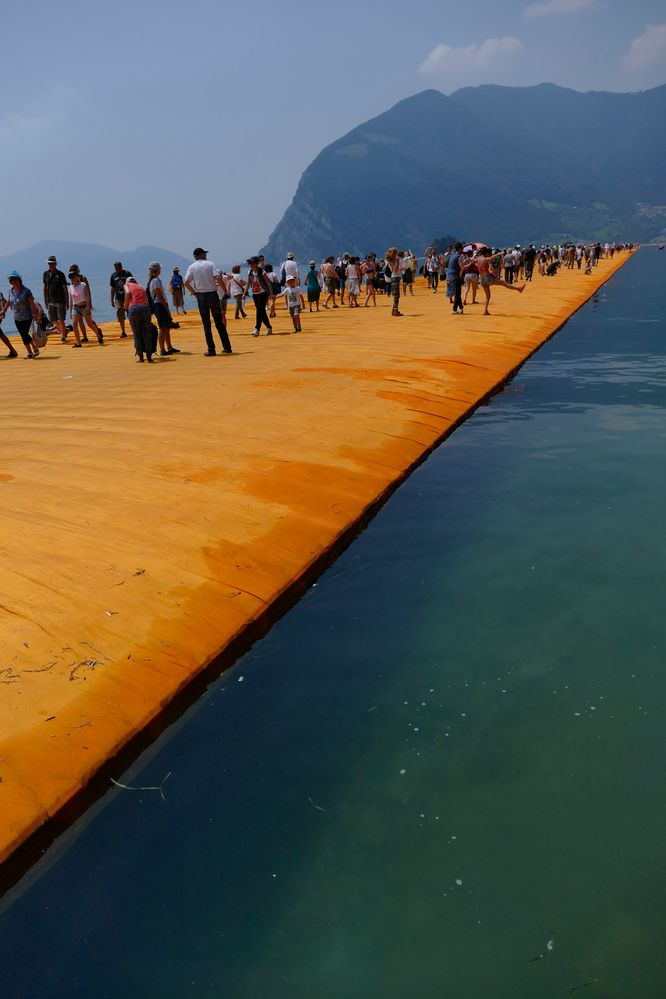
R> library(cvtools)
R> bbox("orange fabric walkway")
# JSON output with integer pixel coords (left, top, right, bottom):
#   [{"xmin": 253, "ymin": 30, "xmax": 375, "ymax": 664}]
[{"xmin": 0, "ymin": 253, "xmax": 630, "ymax": 869}]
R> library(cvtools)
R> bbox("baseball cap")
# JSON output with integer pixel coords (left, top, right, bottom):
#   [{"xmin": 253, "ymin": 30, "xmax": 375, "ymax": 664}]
[
  {"xmin": 193, "ymin": 247, "xmax": 207, "ymax": 258},
  {"xmin": 8, "ymin": 270, "xmax": 21, "ymax": 279},
  {"xmin": 247, "ymin": 256, "xmax": 260, "ymax": 264}
]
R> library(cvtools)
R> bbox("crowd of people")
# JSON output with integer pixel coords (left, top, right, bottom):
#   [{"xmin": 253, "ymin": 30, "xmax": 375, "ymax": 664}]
[{"xmin": 0, "ymin": 241, "xmax": 634, "ymax": 362}]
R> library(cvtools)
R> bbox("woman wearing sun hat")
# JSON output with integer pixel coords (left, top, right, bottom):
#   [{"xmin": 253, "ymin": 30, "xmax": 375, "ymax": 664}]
[{"xmin": 0, "ymin": 272, "xmax": 40, "ymax": 358}]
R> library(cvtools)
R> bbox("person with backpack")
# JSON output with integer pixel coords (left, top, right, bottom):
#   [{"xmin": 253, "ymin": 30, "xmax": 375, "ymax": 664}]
[
  {"xmin": 43, "ymin": 255, "xmax": 69, "ymax": 343},
  {"xmin": 109, "ymin": 260, "xmax": 133, "ymax": 338},
  {"xmin": 168, "ymin": 267, "xmax": 186, "ymax": 314},
  {"xmin": 265, "ymin": 264, "xmax": 281, "ymax": 318},
  {"xmin": 147, "ymin": 262, "xmax": 180, "ymax": 356},
  {"xmin": 246, "ymin": 256, "xmax": 273, "ymax": 336}
]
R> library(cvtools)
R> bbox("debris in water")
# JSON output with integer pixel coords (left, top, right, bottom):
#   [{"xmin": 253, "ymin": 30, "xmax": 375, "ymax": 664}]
[
  {"xmin": 307, "ymin": 797, "xmax": 327, "ymax": 813},
  {"xmin": 527, "ymin": 939, "xmax": 555, "ymax": 963},
  {"xmin": 399, "ymin": 769, "xmax": 406, "ymax": 775},
  {"xmin": 111, "ymin": 770, "xmax": 172, "ymax": 802},
  {"xmin": 567, "ymin": 981, "xmax": 599, "ymax": 996},
  {"xmin": 455, "ymin": 879, "xmax": 463, "ymax": 886}
]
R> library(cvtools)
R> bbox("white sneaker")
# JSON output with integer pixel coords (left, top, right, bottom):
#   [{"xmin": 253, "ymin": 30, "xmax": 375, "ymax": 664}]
[{"xmin": 251, "ymin": 329, "xmax": 259, "ymax": 337}]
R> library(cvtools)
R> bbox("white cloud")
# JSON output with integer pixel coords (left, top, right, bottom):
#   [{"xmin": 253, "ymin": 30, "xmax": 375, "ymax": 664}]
[
  {"xmin": 621, "ymin": 24, "xmax": 666, "ymax": 71},
  {"xmin": 524, "ymin": 0, "xmax": 600, "ymax": 18},
  {"xmin": 419, "ymin": 37, "xmax": 524, "ymax": 76}
]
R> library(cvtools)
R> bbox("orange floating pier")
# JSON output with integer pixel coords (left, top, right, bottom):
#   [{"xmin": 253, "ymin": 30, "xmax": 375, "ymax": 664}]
[{"xmin": 0, "ymin": 252, "xmax": 631, "ymax": 875}]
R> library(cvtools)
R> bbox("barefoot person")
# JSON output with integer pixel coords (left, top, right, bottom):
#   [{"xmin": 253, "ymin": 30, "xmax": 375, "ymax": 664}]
[
  {"xmin": 68, "ymin": 264, "xmax": 103, "ymax": 343},
  {"xmin": 477, "ymin": 248, "xmax": 526, "ymax": 316},
  {"xmin": 2, "ymin": 272, "xmax": 40, "ymax": 358}
]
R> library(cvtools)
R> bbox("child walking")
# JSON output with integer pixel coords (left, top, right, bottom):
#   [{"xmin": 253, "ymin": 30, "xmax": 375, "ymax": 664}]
[{"xmin": 283, "ymin": 276, "xmax": 305, "ymax": 332}]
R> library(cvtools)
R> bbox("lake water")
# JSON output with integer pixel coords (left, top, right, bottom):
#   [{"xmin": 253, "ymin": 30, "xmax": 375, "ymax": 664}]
[{"xmin": 1, "ymin": 250, "xmax": 665, "ymax": 998}]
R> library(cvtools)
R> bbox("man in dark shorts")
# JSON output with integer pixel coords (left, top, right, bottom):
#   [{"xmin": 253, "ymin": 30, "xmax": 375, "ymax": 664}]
[
  {"xmin": 43, "ymin": 255, "xmax": 69, "ymax": 342},
  {"xmin": 110, "ymin": 261, "xmax": 133, "ymax": 337}
]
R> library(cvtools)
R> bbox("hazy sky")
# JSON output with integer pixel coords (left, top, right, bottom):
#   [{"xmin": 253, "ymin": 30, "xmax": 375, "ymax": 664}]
[{"xmin": 2, "ymin": 0, "xmax": 664, "ymax": 264}]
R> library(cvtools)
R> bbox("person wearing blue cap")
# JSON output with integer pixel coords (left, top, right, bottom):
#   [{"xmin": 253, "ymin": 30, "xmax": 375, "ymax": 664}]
[{"xmin": 0, "ymin": 272, "xmax": 40, "ymax": 358}]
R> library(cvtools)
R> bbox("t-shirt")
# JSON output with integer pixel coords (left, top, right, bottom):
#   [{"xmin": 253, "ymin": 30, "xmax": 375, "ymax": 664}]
[
  {"xmin": 110, "ymin": 269, "xmax": 133, "ymax": 300},
  {"xmin": 282, "ymin": 259, "xmax": 299, "ymax": 282},
  {"xmin": 248, "ymin": 269, "xmax": 268, "ymax": 295},
  {"xmin": 184, "ymin": 259, "xmax": 220, "ymax": 293},
  {"xmin": 9, "ymin": 286, "xmax": 33, "ymax": 321},
  {"xmin": 284, "ymin": 287, "xmax": 301, "ymax": 309},
  {"xmin": 43, "ymin": 268, "xmax": 68, "ymax": 305},
  {"xmin": 148, "ymin": 277, "xmax": 164, "ymax": 303},
  {"xmin": 125, "ymin": 283, "xmax": 149, "ymax": 308},
  {"xmin": 446, "ymin": 251, "xmax": 460, "ymax": 279}
]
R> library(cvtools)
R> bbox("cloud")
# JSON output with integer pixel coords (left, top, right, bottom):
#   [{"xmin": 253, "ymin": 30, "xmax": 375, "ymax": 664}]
[
  {"xmin": 621, "ymin": 23, "xmax": 666, "ymax": 71},
  {"xmin": 419, "ymin": 37, "xmax": 524, "ymax": 76},
  {"xmin": 524, "ymin": 0, "xmax": 600, "ymax": 18}
]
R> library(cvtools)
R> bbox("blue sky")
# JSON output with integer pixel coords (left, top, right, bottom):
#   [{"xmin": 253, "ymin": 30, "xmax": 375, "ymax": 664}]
[{"xmin": 1, "ymin": 0, "xmax": 664, "ymax": 264}]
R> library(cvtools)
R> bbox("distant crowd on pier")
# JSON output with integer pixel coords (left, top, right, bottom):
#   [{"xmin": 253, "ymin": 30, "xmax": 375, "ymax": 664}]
[{"xmin": 0, "ymin": 240, "xmax": 634, "ymax": 362}]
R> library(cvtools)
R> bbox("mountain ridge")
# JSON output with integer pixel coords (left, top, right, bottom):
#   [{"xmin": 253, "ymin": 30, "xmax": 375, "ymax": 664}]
[
  {"xmin": 260, "ymin": 82, "xmax": 666, "ymax": 262},
  {"xmin": 0, "ymin": 240, "xmax": 191, "ymax": 277}
]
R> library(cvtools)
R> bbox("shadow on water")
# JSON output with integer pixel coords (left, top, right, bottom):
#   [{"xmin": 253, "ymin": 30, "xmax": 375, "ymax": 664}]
[{"xmin": 1, "ymin": 251, "xmax": 665, "ymax": 999}]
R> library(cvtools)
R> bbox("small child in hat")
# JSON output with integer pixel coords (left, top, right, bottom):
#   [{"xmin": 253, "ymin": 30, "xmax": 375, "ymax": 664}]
[{"xmin": 282, "ymin": 275, "xmax": 305, "ymax": 332}]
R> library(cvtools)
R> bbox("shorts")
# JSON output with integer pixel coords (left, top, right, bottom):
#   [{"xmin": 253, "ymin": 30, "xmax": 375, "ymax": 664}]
[
  {"xmin": 307, "ymin": 288, "xmax": 320, "ymax": 302},
  {"xmin": 72, "ymin": 303, "xmax": 88, "ymax": 318},
  {"xmin": 480, "ymin": 274, "xmax": 497, "ymax": 287},
  {"xmin": 464, "ymin": 273, "xmax": 479, "ymax": 283},
  {"xmin": 47, "ymin": 302, "xmax": 66, "ymax": 322},
  {"xmin": 289, "ymin": 306, "xmax": 301, "ymax": 317},
  {"xmin": 114, "ymin": 295, "xmax": 126, "ymax": 317},
  {"xmin": 152, "ymin": 301, "xmax": 172, "ymax": 328},
  {"xmin": 172, "ymin": 287, "xmax": 184, "ymax": 306},
  {"xmin": 325, "ymin": 277, "xmax": 337, "ymax": 294},
  {"xmin": 402, "ymin": 270, "xmax": 413, "ymax": 285}
]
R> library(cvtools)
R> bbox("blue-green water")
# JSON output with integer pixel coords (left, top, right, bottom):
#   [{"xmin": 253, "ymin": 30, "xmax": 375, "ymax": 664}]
[{"xmin": 1, "ymin": 251, "xmax": 665, "ymax": 998}]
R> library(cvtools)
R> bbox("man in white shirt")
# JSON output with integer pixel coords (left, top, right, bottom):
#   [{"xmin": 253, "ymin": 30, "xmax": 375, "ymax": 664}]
[
  {"xmin": 280, "ymin": 251, "xmax": 300, "ymax": 287},
  {"xmin": 184, "ymin": 247, "xmax": 232, "ymax": 355}
]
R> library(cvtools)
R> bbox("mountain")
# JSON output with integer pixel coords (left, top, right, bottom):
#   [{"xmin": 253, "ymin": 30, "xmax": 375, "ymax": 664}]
[
  {"xmin": 0, "ymin": 240, "xmax": 191, "ymax": 277},
  {"xmin": 260, "ymin": 83, "xmax": 666, "ymax": 262}
]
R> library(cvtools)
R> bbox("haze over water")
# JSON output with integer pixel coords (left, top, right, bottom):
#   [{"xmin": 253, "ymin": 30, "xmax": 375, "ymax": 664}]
[{"xmin": 1, "ymin": 250, "xmax": 664, "ymax": 997}]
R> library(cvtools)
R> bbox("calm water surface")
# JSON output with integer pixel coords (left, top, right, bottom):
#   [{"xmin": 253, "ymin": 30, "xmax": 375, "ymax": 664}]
[{"xmin": 1, "ymin": 251, "xmax": 665, "ymax": 998}]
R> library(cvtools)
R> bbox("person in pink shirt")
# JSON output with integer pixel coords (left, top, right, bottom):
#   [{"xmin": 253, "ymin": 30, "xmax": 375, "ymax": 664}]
[{"xmin": 123, "ymin": 277, "xmax": 155, "ymax": 362}]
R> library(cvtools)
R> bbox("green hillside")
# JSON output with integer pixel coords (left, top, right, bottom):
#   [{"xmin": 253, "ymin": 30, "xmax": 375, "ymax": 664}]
[{"xmin": 261, "ymin": 83, "xmax": 666, "ymax": 262}]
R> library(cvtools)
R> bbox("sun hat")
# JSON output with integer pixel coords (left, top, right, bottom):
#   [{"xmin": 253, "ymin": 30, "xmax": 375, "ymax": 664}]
[
  {"xmin": 69, "ymin": 263, "xmax": 80, "ymax": 274},
  {"xmin": 309, "ymin": 260, "xmax": 316, "ymax": 266},
  {"xmin": 173, "ymin": 266, "xmax": 180, "ymax": 272},
  {"xmin": 193, "ymin": 247, "xmax": 207, "ymax": 258},
  {"xmin": 286, "ymin": 251, "xmax": 294, "ymax": 259},
  {"xmin": 46, "ymin": 255, "xmax": 57, "ymax": 264},
  {"xmin": 286, "ymin": 274, "xmax": 297, "ymax": 281}
]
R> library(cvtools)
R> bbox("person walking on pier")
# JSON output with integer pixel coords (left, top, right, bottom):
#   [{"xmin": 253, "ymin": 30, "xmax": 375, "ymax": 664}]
[
  {"xmin": 228, "ymin": 266, "xmax": 247, "ymax": 319},
  {"xmin": 43, "ymin": 255, "xmax": 69, "ymax": 343},
  {"xmin": 385, "ymin": 247, "xmax": 403, "ymax": 317},
  {"xmin": 246, "ymin": 256, "xmax": 273, "ymax": 336},
  {"xmin": 1, "ymin": 272, "xmax": 40, "ymax": 358},
  {"xmin": 183, "ymin": 248, "xmax": 233, "ymax": 355},
  {"xmin": 447, "ymin": 242, "xmax": 464, "ymax": 315},
  {"xmin": 305, "ymin": 261, "xmax": 321, "ymax": 312},
  {"xmin": 110, "ymin": 260, "xmax": 132, "ymax": 338},
  {"xmin": 169, "ymin": 267, "xmax": 186, "ymax": 314},
  {"xmin": 68, "ymin": 264, "xmax": 103, "ymax": 343}
]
